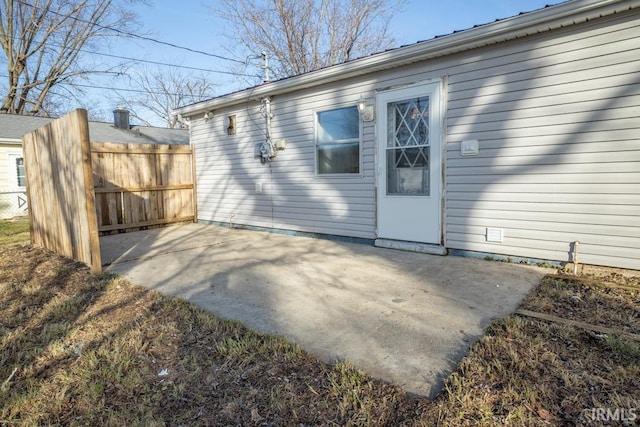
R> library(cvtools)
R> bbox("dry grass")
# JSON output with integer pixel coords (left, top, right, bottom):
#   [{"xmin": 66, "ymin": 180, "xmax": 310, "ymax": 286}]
[
  {"xmin": 416, "ymin": 276, "xmax": 640, "ymax": 426},
  {"xmin": 0, "ymin": 219, "xmax": 29, "ymax": 246},
  {"xmin": 0, "ymin": 231, "xmax": 414, "ymax": 425},
  {"xmin": 1, "ymin": 219, "xmax": 638, "ymax": 425},
  {"xmin": 522, "ymin": 276, "xmax": 640, "ymax": 334}
]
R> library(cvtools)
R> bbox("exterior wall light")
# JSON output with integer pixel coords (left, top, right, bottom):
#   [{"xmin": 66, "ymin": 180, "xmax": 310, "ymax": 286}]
[{"xmin": 358, "ymin": 101, "xmax": 375, "ymax": 122}]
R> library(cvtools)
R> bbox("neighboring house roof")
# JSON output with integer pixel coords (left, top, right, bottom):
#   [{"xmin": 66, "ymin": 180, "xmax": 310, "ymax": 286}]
[
  {"xmin": 175, "ymin": 0, "xmax": 638, "ymax": 117},
  {"xmin": 0, "ymin": 113, "xmax": 188, "ymax": 145},
  {"xmin": 0, "ymin": 115, "xmax": 53, "ymax": 143},
  {"xmin": 88, "ymin": 121, "xmax": 189, "ymax": 145}
]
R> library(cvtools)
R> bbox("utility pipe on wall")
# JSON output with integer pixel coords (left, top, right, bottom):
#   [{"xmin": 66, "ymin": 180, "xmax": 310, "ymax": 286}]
[
  {"xmin": 262, "ymin": 51, "xmax": 270, "ymax": 83},
  {"xmin": 572, "ymin": 241, "xmax": 580, "ymax": 275}
]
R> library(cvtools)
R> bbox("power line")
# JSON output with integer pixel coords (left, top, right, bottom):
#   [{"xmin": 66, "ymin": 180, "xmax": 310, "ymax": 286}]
[
  {"xmin": 15, "ymin": 0, "xmax": 247, "ymax": 65},
  {"xmin": 2, "ymin": 33, "xmax": 257, "ymax": 77},
  {"xmin": 76, "ymin": 81, "xmax": 185, "ymax": 96},
  {"xmin": 79, "ymin": 49, "xmax": 255, "ymax": 77},
  {"xmin": 0, "ymin": 74, "xmax": 213, "ymax": 97}
]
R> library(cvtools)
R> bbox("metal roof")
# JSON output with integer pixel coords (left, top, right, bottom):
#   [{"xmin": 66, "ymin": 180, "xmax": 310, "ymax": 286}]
[
  {"xmin": 0, "ymin": 113, "xmax": 188, "ymax": 145},
  {"xmin": 175, "ymin": 0, "xmax": 638, "ymax": 117}
]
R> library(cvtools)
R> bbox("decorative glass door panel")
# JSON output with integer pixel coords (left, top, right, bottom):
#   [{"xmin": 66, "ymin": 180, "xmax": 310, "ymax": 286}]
[{"xmin": 386, "ymin": 96, "xmax": 430, "ymax": 195}]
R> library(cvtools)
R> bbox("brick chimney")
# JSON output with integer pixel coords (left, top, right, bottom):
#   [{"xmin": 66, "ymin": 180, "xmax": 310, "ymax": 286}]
[{"xmin": 113, "ymin": 106, "xmax": 130, "ymax": 129}]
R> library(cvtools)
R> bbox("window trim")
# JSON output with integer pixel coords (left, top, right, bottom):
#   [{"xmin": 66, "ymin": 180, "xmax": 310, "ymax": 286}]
[
  {"xmin": 314, "ymin": 104, "xmax": 363, "ymax": 177},
  {"xmin": 7, "ymin": 152, "xmax": 26, "ymax": 190}
]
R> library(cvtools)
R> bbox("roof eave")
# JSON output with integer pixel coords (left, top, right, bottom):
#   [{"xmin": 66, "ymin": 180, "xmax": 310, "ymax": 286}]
[{"xmin": 175, "ymin": 0, "xmax": 636, "ymax": 117}]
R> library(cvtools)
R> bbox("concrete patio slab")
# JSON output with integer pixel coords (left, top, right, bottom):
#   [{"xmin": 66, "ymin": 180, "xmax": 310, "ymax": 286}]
[{"xmin": 100, "ymin": 223, "xmax": 548, "ymax": 398}]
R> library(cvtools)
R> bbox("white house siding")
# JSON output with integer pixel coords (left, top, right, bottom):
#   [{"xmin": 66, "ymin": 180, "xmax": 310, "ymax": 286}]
[
  {"xmin": 0, "ymin": 143, "xmax": 27, "ymax": 219},
  {"xmin": 191, "ymin": 7, "xmax": 639, "ymax": 270},
  {"xmin": 441, "ymin": 9, "xmax": 640, "ymax": 270},
  {"xmin": 0, "ymin": 145, "xmax": 12, "ymax": 192},
  {"xmin": 191, "ymin": 84, "xmax": 378, "ymax": 239}
]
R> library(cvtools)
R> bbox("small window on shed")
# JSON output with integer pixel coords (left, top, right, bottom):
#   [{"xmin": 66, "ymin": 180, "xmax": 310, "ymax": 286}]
[{"xmin": 316, "ymin": 106, "xmax": 360, "ymax": 174}]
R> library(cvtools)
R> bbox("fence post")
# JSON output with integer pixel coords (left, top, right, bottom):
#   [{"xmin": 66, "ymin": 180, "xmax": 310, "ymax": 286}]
[{"xmin": 77, "ymin": 110, "xmax": 102, "ymax": 273}]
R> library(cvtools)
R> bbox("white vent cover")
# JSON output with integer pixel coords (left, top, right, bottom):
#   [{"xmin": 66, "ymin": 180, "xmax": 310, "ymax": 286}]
[
  {"xmin": 486, "ymin": 227, "xmax": 504, "ymax": 243},
  {"xmin": 461, "ymin": 139, "xmax": 479, "ymax": 156}
]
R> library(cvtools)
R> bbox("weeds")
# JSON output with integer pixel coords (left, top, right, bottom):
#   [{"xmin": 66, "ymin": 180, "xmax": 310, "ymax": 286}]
[{"xmin": 605, "ymin": 335, "xmax": 640, "ymax": 361}]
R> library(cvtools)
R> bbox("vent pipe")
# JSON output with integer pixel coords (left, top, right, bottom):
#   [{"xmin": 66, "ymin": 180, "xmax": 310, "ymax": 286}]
[
  {"xmin": 113, "ymin": 106, "xmax": 130, "ymax": 129},
  {"xmin": 262, "ymin": 51, "xmax": 270, "ymax": 83}
]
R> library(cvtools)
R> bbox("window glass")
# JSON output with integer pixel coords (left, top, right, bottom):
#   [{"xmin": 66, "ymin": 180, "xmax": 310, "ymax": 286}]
[
  {"xmin": 317, "ymin": 107, "xmax": 359, "ymax": 142},
  {"xmin": 316, "ymin": 106, "xmax": 360, "ymax": 174},
  {"xmin": 386, "ymin": 97, "xmax": 430, "ymax": 195},
  {"xmin": 16, "ymin": 157, "xmax": 26, "ymax": 187},
  {"xmin": 318, "ymin": 142, "xmax": 359, "ymax": 174}
]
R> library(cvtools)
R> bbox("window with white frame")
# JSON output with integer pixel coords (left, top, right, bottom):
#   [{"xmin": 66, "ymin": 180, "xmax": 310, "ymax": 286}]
[
  {"xmin": 316, "ymin": 106, "xmax": 360, "ymax": 174},
  {"xmin": 15, "ymin": 157, "xmax": 26, "ymax": 188}
]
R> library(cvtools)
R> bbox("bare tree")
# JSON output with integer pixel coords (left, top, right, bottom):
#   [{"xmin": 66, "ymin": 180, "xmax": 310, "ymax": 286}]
[
  {"xmin": 117, "ymin": 68, "xmax": 216, "ymax": 128},
  {"xmin": 0, "ymin": 0, "xmax": 138, "ymax": 116},
  {"xmin": 216, "ymin": 0, "xmax": 403, "ymax": 79}
]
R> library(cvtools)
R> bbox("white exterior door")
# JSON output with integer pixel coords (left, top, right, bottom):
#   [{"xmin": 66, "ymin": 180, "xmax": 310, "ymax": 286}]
[{"xmin": 376, "ymin": 81, "xmax": 442, "ymax": 244}]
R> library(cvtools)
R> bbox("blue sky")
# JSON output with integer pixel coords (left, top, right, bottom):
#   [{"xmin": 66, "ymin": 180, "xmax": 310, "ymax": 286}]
[{"xmin": 93, "ymin": 0, "xmax": 561, "ymax": 124}]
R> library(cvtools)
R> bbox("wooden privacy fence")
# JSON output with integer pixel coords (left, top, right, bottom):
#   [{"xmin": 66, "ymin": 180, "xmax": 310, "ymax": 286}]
[
  {"xmin": 22, "ymin": 109, "xmax": 196, "ymax": 273},
  {"xmin": 23, "ymin": 110, "xmax": 102, "ymax": 272},
  {"xmin": 92, "ymin": 142, "xmax": 195, "ymax": 233}
]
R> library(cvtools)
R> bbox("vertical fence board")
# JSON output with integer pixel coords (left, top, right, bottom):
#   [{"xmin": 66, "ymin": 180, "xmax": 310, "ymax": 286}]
[
  {"xmin": 90, "ymin": 143, "xmax": 195, "ymax": 233},
  {"xmin": 22, "ymin": 109, "xmax": 101, "ymax": 273}
]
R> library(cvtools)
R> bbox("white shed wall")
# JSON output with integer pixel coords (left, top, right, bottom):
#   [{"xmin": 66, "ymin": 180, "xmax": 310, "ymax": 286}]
[{"xmin": 191, "ymin": 8, "xmax": 640, "ymax": 270}]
